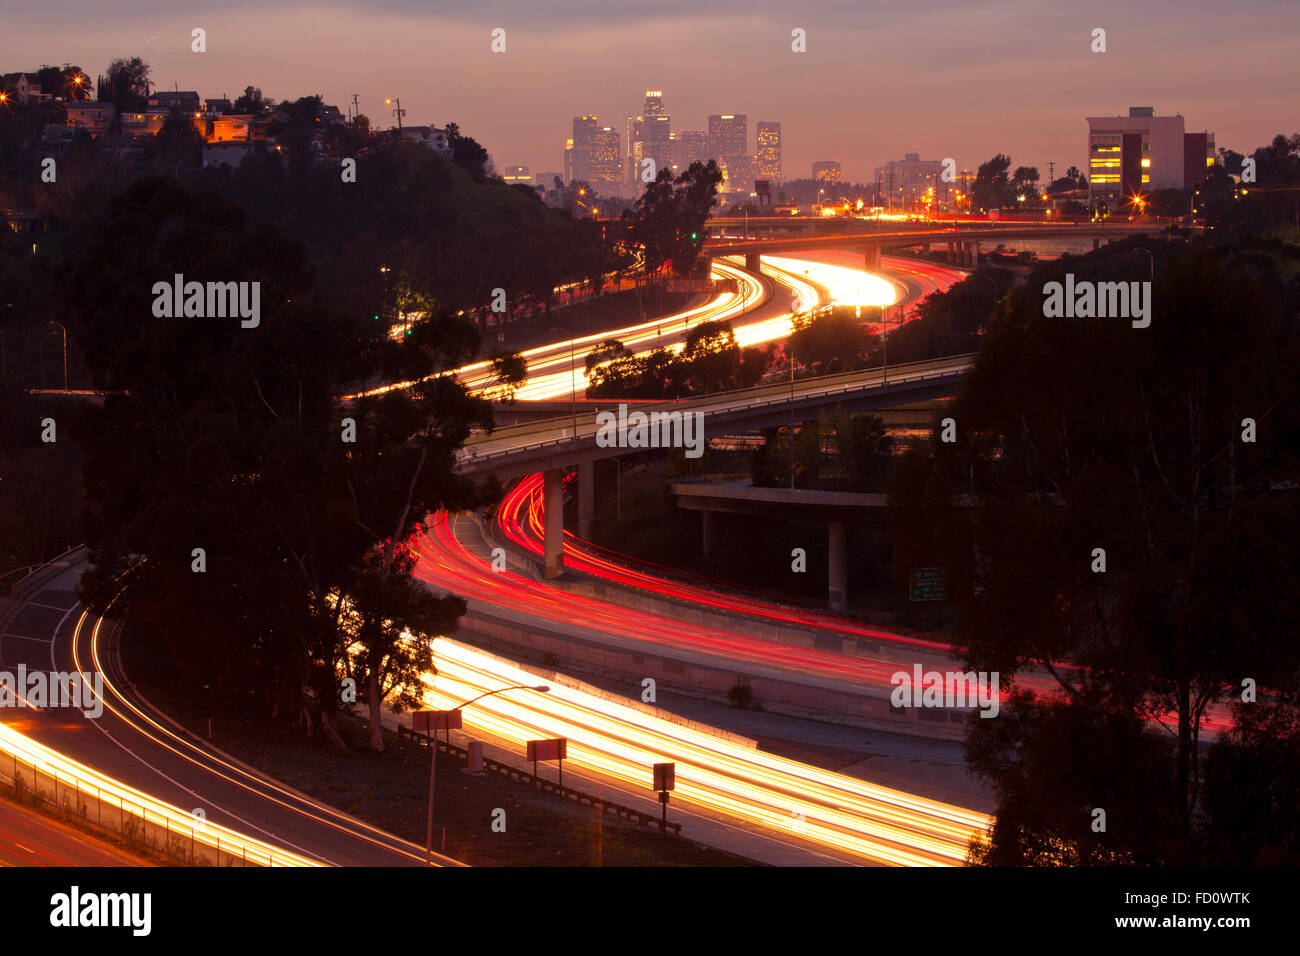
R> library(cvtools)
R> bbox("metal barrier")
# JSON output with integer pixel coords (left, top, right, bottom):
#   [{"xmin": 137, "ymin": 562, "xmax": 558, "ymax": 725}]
[
  {"xmin": 0, "ymin": 751, "xmax": 271, "ymax": 866},
  {"xmin": 397, "ymin": 725, "xmax": 682, "ymax": 836}
]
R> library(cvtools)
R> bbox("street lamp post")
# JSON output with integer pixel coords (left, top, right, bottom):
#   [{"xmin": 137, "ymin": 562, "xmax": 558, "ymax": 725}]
[
  {"xmin": 385, "ymin": 97, "xmax": 405, "ymax": 135},
  {"xmin": 423, "ymin": 682, "xmax": 550, "ymax": 864},
  {"xmin": 50, "ymin": 320, "xmax": 67, "ymax": 390},
  {"xmin": 788, "ymin": 344, "xmax": 796, "ymax": 489},
  {"xmin": 551, "ymin": 327, "xmax": 577, "ymax": 437}
]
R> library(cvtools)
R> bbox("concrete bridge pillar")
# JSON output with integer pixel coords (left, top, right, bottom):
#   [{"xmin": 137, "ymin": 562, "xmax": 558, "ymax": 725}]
[
  {"xmin": 864, "ymin": 243, "xmax": 882, "ymax": 273},
  {"xmin": 578, "ymin": 460, "xmax": 595, "ymax": 539},
  {"xmin": 544, "ymin": 467, "xmax": 565, "ymax": 579},
  {"xmin": 973, "ymin": 240, "xmax": 981, "ymax": 266},
  {"xmin": 744, "ymin": 252, "xmax": 761, "ymax": 274},
  {"xmin": 947, "ymin": 241, "xmax": 955, "ymax": 263},
  {"xmin": 828, "ymin": 520, "xmax": 847, "ymax": 612}
]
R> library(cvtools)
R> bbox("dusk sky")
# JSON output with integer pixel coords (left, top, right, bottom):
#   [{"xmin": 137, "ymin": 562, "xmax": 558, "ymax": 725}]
[{"xmin": 6, "ymin": 0, "xmax": 1299, "ymax": 184}]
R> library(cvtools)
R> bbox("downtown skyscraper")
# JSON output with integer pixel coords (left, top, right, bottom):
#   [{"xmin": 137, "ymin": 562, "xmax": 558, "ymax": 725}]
[
  {"xmin": 570, "ymin": 114, "xmax": 622, "ymax": 192},
  {"xmin": 708, "ymin": 113, "xmax": 749, "ymax": 193},
  {"xmin": 756, "ymin": 121, "xmax": 782, "ymax": 182}
]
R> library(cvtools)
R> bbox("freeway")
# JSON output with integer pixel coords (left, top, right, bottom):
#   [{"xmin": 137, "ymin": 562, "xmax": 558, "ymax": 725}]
[
  {"xmin": 0, "ymin": 797, "xmax": 149, "ymax": 866},
  {"xmin": 417, "ymin": 636, "xmax": 990, "ymax": 866},
  {"xmin": 482, "ymin": 472, "xmax": 1238, "ymax": 743},
  {"xmin": 0, "ymin": 558, "xmax": 462, "ymax": 866}
]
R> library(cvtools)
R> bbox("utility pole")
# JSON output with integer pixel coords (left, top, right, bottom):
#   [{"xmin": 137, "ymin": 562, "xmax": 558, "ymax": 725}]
[
  {"xmin": 386, "ymin": 97, "xmax": 405, "ymax": 135},
  {"xmin": 1048, "ymin": 160, "xmax": 1056, "ymax": 186},
  {"xmin": 350, "ymin": 93, "xmax": 360, "ymax": 124}
]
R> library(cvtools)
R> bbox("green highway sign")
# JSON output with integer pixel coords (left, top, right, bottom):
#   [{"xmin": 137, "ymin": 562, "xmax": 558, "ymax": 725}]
[{"xmin": 909, "ymin": 567, "xmax": 948, "ymax": 601}]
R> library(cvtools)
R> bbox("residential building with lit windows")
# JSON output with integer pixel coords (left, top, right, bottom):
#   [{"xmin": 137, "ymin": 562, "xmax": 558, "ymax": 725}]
[
  {"xmin": 65, "ymin": 101, "xmax": 116, "ymax": 137},
  {"xmin": 1086, "ymin": 107, "xmax": 1214, "ymax": 212}
]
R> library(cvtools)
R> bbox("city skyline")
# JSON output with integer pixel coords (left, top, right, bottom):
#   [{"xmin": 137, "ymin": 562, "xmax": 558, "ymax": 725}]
[{"xmin": 4, "ymin": 0, "xmax": 1296, "ymax": 184}]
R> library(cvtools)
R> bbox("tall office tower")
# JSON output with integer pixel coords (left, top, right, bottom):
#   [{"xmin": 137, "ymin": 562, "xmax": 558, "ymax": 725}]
[
  {"xmin": 1086, "ymin": 106, "xmax": 1215, "ymax": 212},
  {"xmin": 630, "ymin": 90, "xmax": 670, "ymax": 183},
  {"xmin": 589, "ymin": 125, "xmax": 623, "ymax": 192},
  {"xmin": 570, "ymin": 115, "xmax": 599, "ymax": 182},
  {"xmin": 756, "ymin": 121, "xmax": 782, "ymax": 181},
  {"xmin": 626, "ymin": 114, "xmax": 644, "ymax": 184},
  {"xmin": 503, "ymin": 165, "xmax": 530, "ymax": 185},
  {"xmin": 670, "ymin": 130, "xmax": 710, "ymax": 175},
  {"xmin": 644, "ymin": 89, "xmax": 667, "ymax": 120},
  {"xmin": 708, "ymin": 113, "xmax": 749, "ymax": 192}
]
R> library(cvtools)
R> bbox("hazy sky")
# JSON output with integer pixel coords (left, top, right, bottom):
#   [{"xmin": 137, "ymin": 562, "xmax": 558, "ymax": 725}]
[{"xmin": 7, "ymin": 0, "xmax": 1299, "ymax": 184}]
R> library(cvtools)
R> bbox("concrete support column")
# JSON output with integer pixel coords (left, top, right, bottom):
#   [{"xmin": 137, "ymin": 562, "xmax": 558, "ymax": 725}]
[
  {"xmin": 864, "ymin": 243, "xmax": 882, "ymax": 273},
  {"xmin": 578, "ymin": 460, "xmax": 595, "ymax": 540},
  {"xmin": 973, "ymin": 240, "xmax": 980, "ymax": 266},
  {"xmin": 702, "ymin": 510, "xmax": 718, "ymax": 559},
  {"xmin": 744, "ymin": 252, "xmax": 761, "ymax": 274},
  {"xmin": 947, "ymin": 241, "xmax": 954, "ymax": 263},
  {"xmin": 828, "ymin": 520, "xmax": 847, "ymax": 612},
  {"xmin": 543, "ymin": 467, "xmax": 565, "ymax": 579}
]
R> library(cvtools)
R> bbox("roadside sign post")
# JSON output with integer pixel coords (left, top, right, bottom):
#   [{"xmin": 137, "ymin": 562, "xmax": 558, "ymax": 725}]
[
  {"xmin": 654, "ymin": 762, "xmax": 676, "ymax": 833},
  {"xmin": 526, "ymin": 738, "xmax": 567, "ymax": 790},
  {"xmin": 414, "ymin": 708, "xmax": 465, "ymax": 865}
]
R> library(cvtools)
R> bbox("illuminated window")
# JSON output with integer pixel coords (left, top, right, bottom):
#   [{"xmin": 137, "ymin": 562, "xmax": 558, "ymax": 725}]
[{"xmin": 1140, "ymin": 158, "xmax": 1151, "ymax": 168}]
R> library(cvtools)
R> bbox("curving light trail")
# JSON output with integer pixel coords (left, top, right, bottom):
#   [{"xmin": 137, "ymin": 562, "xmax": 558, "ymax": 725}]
[
  {"xmin": 491, "ymin": 473, "xmax": 1236, "ymax": 738},
  {"xmin": 423, "ymin": 636, "xmax": 989, "ymax": 866}
]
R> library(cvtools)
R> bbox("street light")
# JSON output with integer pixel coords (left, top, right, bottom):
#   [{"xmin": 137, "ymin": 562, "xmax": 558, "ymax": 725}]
[
  {"xmin": 423, "ymin": 682, "xmax": 550, "ymax": 864},
  {"xmin": 385, "ymin": 97, "xmax": 405, "ymax": 134},
  {"xmin": 49, "ymin": 320, "xmax": 68, "ymax": 390},
  {"xmin": 550, "ymin": 327, "xmax": 578, "ymax": 437}
]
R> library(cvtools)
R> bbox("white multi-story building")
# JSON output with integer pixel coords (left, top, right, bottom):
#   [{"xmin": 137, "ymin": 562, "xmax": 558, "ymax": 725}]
[{"xmin": 1086, "ymin": 107, "xmax": 1214, "ymax": 212}]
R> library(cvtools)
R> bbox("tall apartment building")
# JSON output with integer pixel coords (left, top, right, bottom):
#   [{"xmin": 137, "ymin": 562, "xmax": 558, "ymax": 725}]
[
  {"xmin": 1086, "ymin": 107, "xmax": 1215, "ymax": 211},
  {"xmin": 755, "ymin": 121, "xmax": 782, "ymax": 182}
]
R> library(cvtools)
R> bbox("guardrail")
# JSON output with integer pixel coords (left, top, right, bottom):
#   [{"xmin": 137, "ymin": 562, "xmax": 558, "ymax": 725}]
[
  {"xmin": 0, "ymin": 723, "xmax": 320, "ymax": 866},
  {"xmin": 397, "ymin": 725, "xmax": 682, "ymax": 836},
  {"xmin": 2, "ymin": 544, "xmax": 88, "ymax": 598}
]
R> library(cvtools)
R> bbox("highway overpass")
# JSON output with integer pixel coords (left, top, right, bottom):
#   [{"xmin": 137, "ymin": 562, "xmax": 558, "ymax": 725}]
[
  {"xmin": 706, "ymin": 222, "xmax": 1166, "ymax": 273},
  {"xmin": 457, "ymin": 353, "xmax": 974, "ymax": 576}
]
